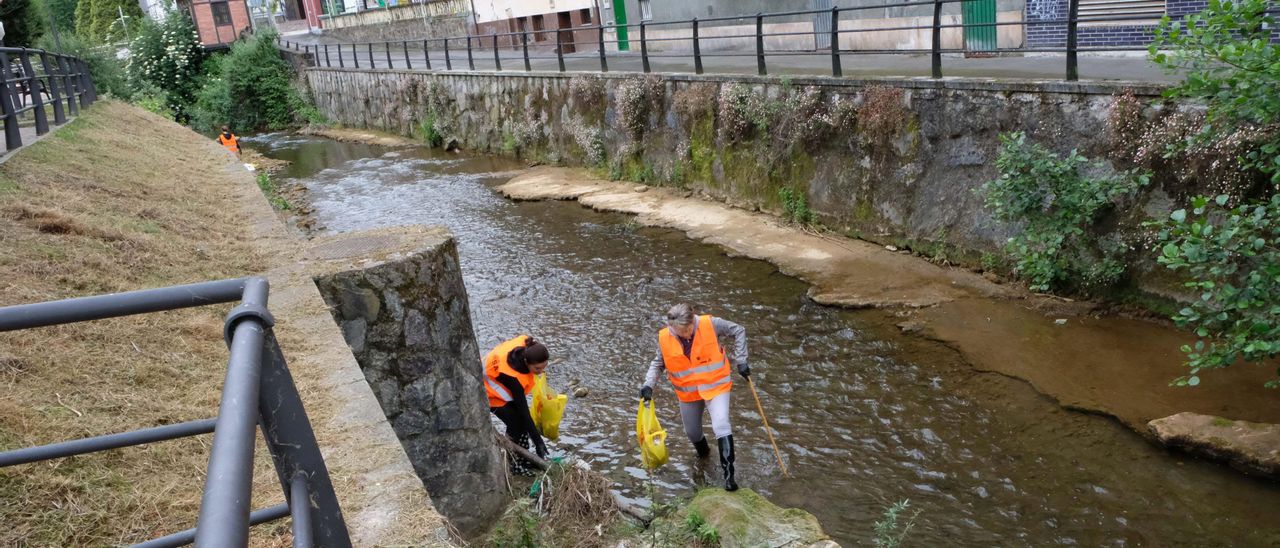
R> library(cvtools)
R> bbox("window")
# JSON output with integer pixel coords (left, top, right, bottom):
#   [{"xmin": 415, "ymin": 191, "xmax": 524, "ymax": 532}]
[
  {"xmin": 211, "ymin": 1, "xmax": 233, "ymax": 25},
  {"xmin": 1077, "ymin": 0, "xmax": 1165, "ymax": 26},
  {"xmin": 580, "ymin": 8, "xmax": 592, "ymax": 24},
  {"xmin": 639, "ymin": 0, "xmax": 652, "ymax": 21}
]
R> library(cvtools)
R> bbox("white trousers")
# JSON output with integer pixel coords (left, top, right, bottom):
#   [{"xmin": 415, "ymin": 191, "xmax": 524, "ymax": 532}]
[{"xmin": 678, "ymin": 391, "xmax": 732, "ymax": 442}]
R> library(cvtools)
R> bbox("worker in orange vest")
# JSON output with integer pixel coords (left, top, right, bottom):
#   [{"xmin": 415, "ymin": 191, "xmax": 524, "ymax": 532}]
[
  {"xmin": 639, "ymin": 303, "xmax": 750, "ymax": 491},
  {"xmin": 485, "ymin": 335, "xmax": 551, "ymax": 475},
  {"xmin": 217, "ymin": 125, "xmax": 241, "ymax": 157}
]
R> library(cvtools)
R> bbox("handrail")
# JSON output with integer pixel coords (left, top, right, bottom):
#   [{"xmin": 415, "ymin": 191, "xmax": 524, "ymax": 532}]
[
  {"xmin": 276, "ymin": 2, "xmax": 1280, "ymax": 81},
  {"xmin": 0, "ymin": 277, "xmax": 352, "ymax": 547},
  {"xmin": 0, "ymin": 45, "xmax": 95, "ymax": 153}
]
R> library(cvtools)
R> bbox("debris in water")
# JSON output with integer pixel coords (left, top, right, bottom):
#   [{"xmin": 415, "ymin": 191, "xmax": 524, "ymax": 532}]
[
  {"xmin": 1054, "ymin": 319, "xmax": 1067, "ymax": 325},
  {"xmin": 574, "ymin": 387, "xmax": 589, "ymax": 398},
  {"xmin": 885, "ymin": 245, "xmax": 899, "ymax": 251}
]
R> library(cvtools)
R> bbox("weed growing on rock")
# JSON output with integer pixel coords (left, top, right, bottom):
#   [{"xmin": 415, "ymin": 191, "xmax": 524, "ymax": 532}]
[
  {"xmin": 616, "ymin": 75, "xmax": 664, "ymax": 140},
  {"xmin": 673, "ymin": 82, "xmax": 718, "ymax": 123},
  {"xmin": 717, "ymin": 84, "xmax": 757, "ymax": 142},
  {"xmin": 567, "ymin": 116, "xmax": 606, "ymax": 167},
  {"xmin": 684, "ymin": 510, "xmax": 720, "ymax": 546},
  {"xmin": 778, "ymin": 186, "xmax": 815, "ymax": 226},
  {"xmin": 569, "ymin": 74, "xmax": 606, "ymax": 111},
  {"xmin": 980, "ymin": 131, "xmax": 1150, "ymax": 293},
  {"xmin": 255, "ymin": 172, "xmax": 291, "ymax": 211},
  {"xmin": 859, "ymin": 86, "xmax": 909, "ymax": 148},
  {"xmin": 783, "ymin": 86, "xmax": 833, "ymax": 147}
]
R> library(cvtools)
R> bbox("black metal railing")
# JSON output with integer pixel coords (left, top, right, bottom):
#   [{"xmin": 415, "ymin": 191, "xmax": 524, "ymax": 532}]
[
  {"xmin": 0, "ymin": 46, "xmax": 96, "ymax": 153},
  {"xmin": 0, "ymin": 278, "xmax": 351, "ymax": 548},
  {"xmin": 277, "ymin": 1, "xmax": 1277, "ymax": 80}
]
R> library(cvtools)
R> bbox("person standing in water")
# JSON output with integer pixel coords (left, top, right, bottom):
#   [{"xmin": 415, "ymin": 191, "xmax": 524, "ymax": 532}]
[
  {"xmin": 217, "ymin": 125, "xmax": 241, "ymax": 158},
  {"xmin": 485, "ymin": 335, "xmax": 551, "ymax": 475},
  {"xmin": 639, "ymin": 303, "xmax": 750, "ymax": 491}
]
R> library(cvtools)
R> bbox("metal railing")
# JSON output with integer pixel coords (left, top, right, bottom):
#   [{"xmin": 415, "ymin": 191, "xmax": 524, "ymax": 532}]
[
  {"xmin": 0, "ymin": 46, "xmax": 96, "ymax": 153},
  {"xmin": 277, "ymin": 1, "xmax": 1277, "ymax": 80},
  {"xmin": 0, "ymin": 278, "xmax": 352, "ymax": 548}
]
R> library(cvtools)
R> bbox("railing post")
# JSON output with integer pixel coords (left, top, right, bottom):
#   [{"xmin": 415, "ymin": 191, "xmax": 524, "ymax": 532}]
[
  {"xmin": 522, "ymin": 31, "xmax": 531, "ymax": 71},
  {"xmin": 367, "ymin": 43, "xmax": 374, "ymax": 68},
  {"xmin": 0, "ymin": 52, "xmax": 23, "ymax": 151},
  {"xmin": 444, "ymin": 38, "xmax": 453, "ymax": 70},
  {"xmin": 194, "ymin": 278, "xmax": 271, "ymax": 547},
  {"xmin": 598, "ymin": 25, "xmax": 609, "ymax": 72},
  {"xmin": 556, "ymin": 30, "xmax": 566, "ymax": 72},
  {"xmin": 756, "ymin": 13, "xmax": 766, "ymax": 76},
  {"xmin": 492, "ymin": 33, "xmax": 501, "ymax": 71},
  {"xmin": 402, "ymin": 41, "xmax": 411, "ymax": 69},
  {"xmin": 931, "ymin": 0, "xmax": 943, "ymax": 78},
  {"xmin": 467, "ymin": 35, "xmax": 475, "ymax": 70},
  {"xmin": 19, "ymin": 50, "xmax": 49, "ymax": 136},
  {"xmin": 39, "ymin": 52, "xmax": 66, "ymax": 125},
  {"xmin": 325, "ymin": 44, "xmax": 332, "ymax": 67},
  {"xmin": 693, "ymin": 18, "xmax": 703, "ymax": 74},
  {"xmin": 831, "ymin": 7, "xmax": 842, "ymax": 77},
  {"xmin": 385, "ymin": 41, "xmax": 393, "ymax": 68},
  {"xmin": 74, "ymin": 59, "xmax": 91, "ymax": 108},
  {"xmin": 58, "ymin": 56, "xmax": 78, "ymax": 116},
  {"xmin": 81, "ymin": 59, "xmax": 96, "ymax": 104},
  {"xmin": 337, "ymin": 44, "xmax": 345, "ymax": 68},
  {"xmin": 424, "ymin": 39, "xmax": 433, "ymax": 70},
  {"xmin": 352, "ymin": 43, "xmax": 359, "ymax": 68},
  {"xmin": 640, "ymin": 21, "xmax": 650, "ymax": 73},
  {"xmin": 1066, "ymin": 0, "xmax": 1080, "ymax": 81}
]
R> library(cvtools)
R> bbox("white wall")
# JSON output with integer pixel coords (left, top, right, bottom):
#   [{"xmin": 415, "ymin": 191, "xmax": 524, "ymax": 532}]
[{"xmin": 474, "ymin": 0, "xmax": 596, "ymax": 24}]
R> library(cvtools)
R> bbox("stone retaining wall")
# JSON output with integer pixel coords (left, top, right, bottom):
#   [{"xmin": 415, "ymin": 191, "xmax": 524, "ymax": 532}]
[
  {"xmin": 313, "ymin": 227, "xmax": 506, "ymax": 536},
  {"xmin": 303, "ymin": 68, "xmax": 1206, "ymax": 300}
]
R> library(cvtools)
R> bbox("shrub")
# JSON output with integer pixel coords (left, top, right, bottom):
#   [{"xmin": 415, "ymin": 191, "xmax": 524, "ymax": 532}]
[
  {"xmin": 1149, "ymin": 194, "xmax": 1280, "ymax": 388},
  {"xmin": 672, "ymin": 82, "xmax": 717, "ymax": 122},
  {"xmin": 980, "ymin": 132, "xmax": 1149, "ymax": 293},
  {"xmin": 873, "ymin": 500, "xmax": 920, "ymax": 548},
  {"xmin": 716, "ymin": 84, "xmax": 779, "ymax": 143},
  {"xmin": 191, "ymin": 31, "xmax": 310, "ymax": 133},
  {"xmin": 778, "ymin": 186, "xmax": 815, "ymax": 226},
  {"xmin": 567, "ymin": 116, "xmax": 605, "ymax": 167},
  {"xmin": 859, "ymin": 86, "xmax": 909, "ymax": 148}
]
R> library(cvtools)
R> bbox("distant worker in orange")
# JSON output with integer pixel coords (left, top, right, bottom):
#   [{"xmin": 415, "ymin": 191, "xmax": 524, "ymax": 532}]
[
  {"xmin": 639, "ymin": 303, "xmax": 750, "ymax": 491},
  {"xmin": 217, "ymin": 125, "xmax": 241, "ymax": 157},
  {"xmin": 485, "ymin": 335, "xmax": 551, "ymax": 475}
]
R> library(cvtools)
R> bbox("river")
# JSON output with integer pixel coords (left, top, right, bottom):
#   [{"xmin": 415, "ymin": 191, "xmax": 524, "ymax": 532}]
[{"xmin": 246, "ymin": 133, "xmax": 1280, "ymax": 547}]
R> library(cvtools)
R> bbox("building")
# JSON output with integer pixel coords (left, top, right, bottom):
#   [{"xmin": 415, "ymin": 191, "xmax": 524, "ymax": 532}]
[
  {"xmin": 471, "ymin": 0, "xmax": 601, "ymax": 52},
  {"xmin": 179, "ymin": 0, "xmax": 254, "ymax": 48}
]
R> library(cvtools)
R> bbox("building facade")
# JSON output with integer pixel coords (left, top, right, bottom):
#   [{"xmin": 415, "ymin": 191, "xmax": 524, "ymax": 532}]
[
  {"xmin": 472, "ymin": 0, "xmax": 601, "ymax": 51},
  {"xmin": 180, "ymin": 0, "xmax": 254, "ymax": 48}
]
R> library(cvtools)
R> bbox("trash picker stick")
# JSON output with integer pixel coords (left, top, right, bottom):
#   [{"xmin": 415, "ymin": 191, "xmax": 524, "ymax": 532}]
[{"xmin": 746, "ymin": 377, "xmax": 790, "ymax": 478}]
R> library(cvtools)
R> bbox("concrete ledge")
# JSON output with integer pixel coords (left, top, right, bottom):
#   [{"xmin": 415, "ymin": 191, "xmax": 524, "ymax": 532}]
[{"xmin": 1149, "ymin": 412, "xmax": 1280, "ymax": 480}]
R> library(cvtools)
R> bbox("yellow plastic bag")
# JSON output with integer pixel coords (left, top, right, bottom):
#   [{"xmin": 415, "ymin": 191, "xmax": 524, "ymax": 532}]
[
  {"xmin": 529, "ymin": 374, "xmax": 567, "ymax": 440},
  {"xmin": 635, "ymin": 399, "xmax": 669, "ymax": 469}
]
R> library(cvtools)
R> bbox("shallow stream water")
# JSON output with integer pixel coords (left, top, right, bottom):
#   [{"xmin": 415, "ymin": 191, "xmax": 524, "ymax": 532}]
[{"xmin": 247, "ymin": 133, "xmax": 1280, "ymax": 547}]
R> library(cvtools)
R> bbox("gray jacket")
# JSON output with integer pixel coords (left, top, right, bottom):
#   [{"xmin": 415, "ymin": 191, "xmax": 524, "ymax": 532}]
[{"xmin": 644, "ymin": 316, "xmax": 748, "ymax": 388}]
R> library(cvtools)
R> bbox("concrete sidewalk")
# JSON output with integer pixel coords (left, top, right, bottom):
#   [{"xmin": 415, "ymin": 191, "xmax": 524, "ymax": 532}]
[{"xmin": 284, "ymin": 36, "xmax": 1176, "ymax": 82}]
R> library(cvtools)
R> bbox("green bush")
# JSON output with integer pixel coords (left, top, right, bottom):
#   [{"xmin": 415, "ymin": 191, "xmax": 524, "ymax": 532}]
[
  {"xmin": 778, "ymin": 186, "xmax": 815, "ymax": 226},
  {"xmin": 191, "ymin": 31, "xmax": 310, "ymax": 133},
  {"xmin": 980, "ymin": 132, "xmax": 1149, "ymax": 293},
  {"xmin": 873, "ymin": 500, "xmax": 919, "ymax": 548},
  {"xmin": 77, "ymin": 0, "xmax": 143, "ymax": 43},
  {"xmin": 1150, "ymin": 195, "xmax": 1280, "ymax": 388},
  {"xmin": 1150, "ymin": 0, "xmax": 1279, "ymax": 185},
  {"xmin": 127, "ymin": 12, "xmax": 204, "ymax": 120},
  {"xmin": 36, "ymin": 33, "xmax": 133, "ymax": 100}
]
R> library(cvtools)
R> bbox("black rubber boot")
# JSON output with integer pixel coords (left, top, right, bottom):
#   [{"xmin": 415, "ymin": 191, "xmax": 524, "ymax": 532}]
[
  {"xmin": 693, "ymin": 436, "xmax": 711, "ymax": 458},
  {"xmin": 718, "ymin": 435, "xmax": 739, "ymax": 492}
]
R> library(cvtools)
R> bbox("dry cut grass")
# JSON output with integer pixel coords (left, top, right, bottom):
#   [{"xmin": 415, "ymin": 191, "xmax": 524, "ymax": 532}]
[{"xmin": 0, "ymin": 101, "xmax": 291, "ymax": 546}]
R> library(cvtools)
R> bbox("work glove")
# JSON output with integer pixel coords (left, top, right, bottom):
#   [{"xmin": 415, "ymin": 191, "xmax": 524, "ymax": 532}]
[
  {"xmin": 639, "ymin": 385, "xmax": 653, "ymax": 401},
  {"xmin": 534, "ymin": 440, "xmax": 549, "ymax": 459},
  {"xmin": 737, "ymin": 362, "xmax": 751, "ymax": 379}
]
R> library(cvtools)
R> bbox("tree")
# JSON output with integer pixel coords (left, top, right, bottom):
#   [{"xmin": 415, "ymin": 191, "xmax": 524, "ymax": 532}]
[
  {"xmin": 76, "ymin": 0, "xmax": 143, "ymax": 43},
  {"xmin": 44, "ymin": 0, "xmax": 79, "ymax": 35},
  {"xmin": 127, "ymin": 12, "xmax": 204, "ymax": 120},
  {"xmin": 1, "ymin": 0, "xmax": 48, "ymax": 46}
]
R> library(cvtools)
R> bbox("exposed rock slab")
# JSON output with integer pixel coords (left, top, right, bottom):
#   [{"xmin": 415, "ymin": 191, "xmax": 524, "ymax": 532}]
[
  {"xmin": 1148, "ymin": 412, "xmax": 1280, "ymax": 480},
  {"xmin": 686, "ymin": 488, "xmax": 836, "ymax": 548},
  {"xmin": 502, "ymin": 167, "xmax": 1009, "ymax": 309}
]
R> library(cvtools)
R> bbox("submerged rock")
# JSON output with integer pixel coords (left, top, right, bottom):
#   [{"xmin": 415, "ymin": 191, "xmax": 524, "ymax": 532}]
[
  {"xmin": 1148, "ymin": 412, "xmax": 1280, "ymax": 480},
  {"xmin": 685, "ymin": 488, "xmax": 836, "ymax": 548}
]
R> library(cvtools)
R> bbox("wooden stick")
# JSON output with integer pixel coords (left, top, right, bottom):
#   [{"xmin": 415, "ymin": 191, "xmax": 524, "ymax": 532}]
[
  {"xmin": 747, "ymin": 377, "xmax": 790, "ymax": 478},
  {"xmin": 493, "ymin": 432, "xmax": 652, "ymax": 524}
]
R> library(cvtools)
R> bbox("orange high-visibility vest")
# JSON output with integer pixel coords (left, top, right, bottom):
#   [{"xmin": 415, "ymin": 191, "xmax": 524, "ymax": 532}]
[
  {"xmin": 659, "ymin": 315, "xmax": 732, "ymax": 403},
  {"xmin": 485, "ymin": 335, "xmax": 536, "ymax": 408},
  {"xmin": 218, "ymin": 133, "xmax": 239, "ymax": 153}
]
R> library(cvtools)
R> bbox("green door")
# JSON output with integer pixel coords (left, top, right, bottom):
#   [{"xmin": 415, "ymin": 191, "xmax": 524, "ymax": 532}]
[
  {"xmin": 962, "ymin": 0, "xmax": 997, "ymax": 52},
  {"xmin": 612, "ymin": 0, "xmax": 629, "ymax": 51}
]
